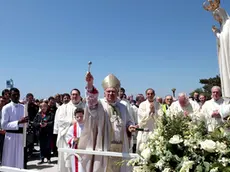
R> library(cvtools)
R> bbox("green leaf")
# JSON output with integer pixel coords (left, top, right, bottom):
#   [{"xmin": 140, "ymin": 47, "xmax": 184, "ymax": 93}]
[{"xmin": 195, "ymin": 165, "xmax": 203, "ymax": 172}]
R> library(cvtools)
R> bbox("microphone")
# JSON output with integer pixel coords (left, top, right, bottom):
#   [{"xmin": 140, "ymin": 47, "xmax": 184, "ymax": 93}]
[{"xmin": 135, "ymin": 128, "xmax": 150, "ymax": 132}]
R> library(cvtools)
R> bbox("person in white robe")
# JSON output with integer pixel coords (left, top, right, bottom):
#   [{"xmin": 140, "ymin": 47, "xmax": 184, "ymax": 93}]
[
  {"xmin": 131, "ymin": 94, "xmax": 145, "ymax": 153},
  {"xmin": 117, "ymin": 88, "xmax": 135, "ymax": 152},
  {"xmin": 201, "ymin": 86, "xmax": 228, "ymax": 132},
  {"xmin": 1, "ymin": 88, "xmax": 28, "ymax": 169},
  {"xmin": 136, "ymin": 88, "xmax": 161, "ymax": 152},
  {"xmin": 167, "ymin": 93, "xmax": 200, "ymax": 120},
  {"xmin": 65, "ymin": 108, "xmax": 84, "ymax": 172},
  {"xmin": 203, "ymin": 0, "xmax": 230, "ymax": 99},
  {"xmin": 78, "ymin": 72, "xmax": 137, "ymax": 172},
  {"xmin": 53, "ymin": 89, "xmax": 85, "ymax": 172}
]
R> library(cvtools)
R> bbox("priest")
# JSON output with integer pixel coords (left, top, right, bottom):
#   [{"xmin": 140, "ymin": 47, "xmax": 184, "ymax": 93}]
[
  {"xmin": 78, "ymin": 72, "xmax": 137, "ymax": 172},
  {"xmin": 54, "ymin": 88, "xmax": 85, "ymax": 172},
  {"xmin": 201, "ymin": 86, "xmax": 228, "ymax": 132},
  {"xmin": 136, "ymin": 88, "xmax": 161, "ymax": 152},
  {"xmin": 1, "ymin": 88, "xmax": 28, "ymax": 169},
  {"xmin": 167, "ymin": 93, "xmax": 200, "ymax": 119}
]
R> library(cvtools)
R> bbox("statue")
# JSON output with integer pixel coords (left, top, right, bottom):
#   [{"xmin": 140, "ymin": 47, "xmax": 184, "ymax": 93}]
[{"xmin": 203, "ymin": 0, "xmax": 230, "ymax": 98}]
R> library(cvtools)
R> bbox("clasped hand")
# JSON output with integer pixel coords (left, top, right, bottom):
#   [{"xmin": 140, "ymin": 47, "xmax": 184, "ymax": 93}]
[
  {"xmin": 150, "ymin": 102, "xmax": 155, "ymax": 113},
  {"xmin": 212, "ymin": 25, "xmax": 219, "ymax": 33},
  {"xmin": 212, "ymin": 110, "xmax": 221, "ymax": 118}
]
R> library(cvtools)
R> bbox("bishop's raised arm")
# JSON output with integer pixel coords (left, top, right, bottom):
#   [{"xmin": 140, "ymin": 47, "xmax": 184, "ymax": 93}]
[{"xmin": 85, "ymin": 72, "xmax": 99, "ymax": 109}]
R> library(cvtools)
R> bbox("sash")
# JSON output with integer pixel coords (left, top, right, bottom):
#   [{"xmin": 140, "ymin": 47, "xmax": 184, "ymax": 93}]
[{"xmin": 73, "ymin": 123, "xmax": 78, "ymax": 172}]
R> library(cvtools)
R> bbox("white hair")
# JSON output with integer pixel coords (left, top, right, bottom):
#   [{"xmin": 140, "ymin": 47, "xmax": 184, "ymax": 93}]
[
  {"xmin": 211, "ymin": 86, "xmax": 221, "ymax": 92},
  {"xmin": 178, "ymin": 92, "xmax": 187, "ymax": 98}
]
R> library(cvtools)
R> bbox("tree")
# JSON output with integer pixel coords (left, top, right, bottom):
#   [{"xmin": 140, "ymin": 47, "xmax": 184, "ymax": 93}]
[
  {"xmin": 189, "ymin": 88, "xmax": 204, "ymax": 97},
  {"xmin": 190, "ymin": 75, "xmax": 221, "ymax": 99},
  {"xmin": 199, "ymin": 75, "xmax": 221, "ymax": 99}
]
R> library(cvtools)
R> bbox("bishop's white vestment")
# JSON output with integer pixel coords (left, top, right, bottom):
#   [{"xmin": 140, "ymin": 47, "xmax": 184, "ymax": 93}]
[
  {"xmin": 136, "ymin": 99, "xmax": 160, "ymax": 152},
  {"xmin": 54, "ymin": 101, "xmax": 85, "ymax": 172},
  {"xmin": 1, "ymin": 102, "xmax": 25, "ymax": 168},
  {"xmin": 118, "ymin": 99, "xmax": 135, "ymax": 152},
  {"xmin": 78, "ymin": 86, "xmax": 134, "ymax": 172},
  {"xmin": 65, "ymin": 122, "xmax": 84, "ymax": 172}
]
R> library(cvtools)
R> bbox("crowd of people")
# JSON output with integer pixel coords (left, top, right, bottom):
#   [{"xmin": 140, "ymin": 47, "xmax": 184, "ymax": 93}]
[{"xmin": 0, "ymin": 72, "xmax": 228, "ymax": 172}]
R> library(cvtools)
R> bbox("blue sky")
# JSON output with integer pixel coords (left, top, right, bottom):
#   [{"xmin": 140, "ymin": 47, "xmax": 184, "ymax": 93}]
[{"xmin": 0, "ymin": 0, "xmax": 229, "ymax": 99}]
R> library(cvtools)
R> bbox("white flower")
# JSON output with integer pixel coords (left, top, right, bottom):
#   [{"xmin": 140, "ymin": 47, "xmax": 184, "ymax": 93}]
[
  {"xmin": 169, "ymin": 135, "xmax": 183, "ymax": 144},
  {"xmin": 216, "ymin": 141, "xmax": 227, "ymax": 153},
  {"xmin": 162, "ymin": 168, "xmax": 171, "ymax": 172},
  {"xmin": 218, "ymin": 157, "xmax": 230, "ymax": 167},
  {"xmin": 179, "ymin": 161, "xmax": 194, "ymax": 172},
  {"xmin": 184, "ymin": 139, "xmax": 190, "ymax": 146},
  {"xmin": 127, "ymin": 157, "xmax": 141, "ymax": 166},
  {"xmin": 141, "ymin": 148, "xmax": 152, "ymax": 160},
  {"xmin": 210, "ymin": 167, "xmax": 219, "ymax": 172},
  {"xmin": 133, "ymin": 165, "xmax": 151, "ymax": 172},
  {"xmin": 200, "ymin": 140, "xmax": 216, "ymax": 153},
  {"xmin": 155, "ymin": 159, "xmax": 165, "ymax": 170}
]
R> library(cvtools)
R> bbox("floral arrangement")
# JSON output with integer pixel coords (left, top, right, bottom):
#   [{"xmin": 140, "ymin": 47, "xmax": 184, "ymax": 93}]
[{"xmin": 128, "ymin": 111, "xmax": 230, "ymax": 172}]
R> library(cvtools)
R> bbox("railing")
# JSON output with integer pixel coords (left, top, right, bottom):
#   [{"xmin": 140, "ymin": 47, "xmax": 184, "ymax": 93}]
[
  {"xmin": 0, "ymin": 148, "xmax": 139, "ymax": 172},
  {"xmin": 0, "ymin": 166, "xmax": 37, "ymax": 172},
  {"xmin": 58, "ymin": 148, "xmax": 139, "ymax": 161}
]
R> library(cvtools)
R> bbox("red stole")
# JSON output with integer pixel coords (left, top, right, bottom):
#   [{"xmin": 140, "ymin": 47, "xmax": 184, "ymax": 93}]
[{"xmin": 73, "ymin": 123, "xmax": 78, "ymax": 172}]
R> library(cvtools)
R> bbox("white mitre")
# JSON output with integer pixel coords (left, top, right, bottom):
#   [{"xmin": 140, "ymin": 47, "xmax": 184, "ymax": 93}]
[{"xmin": 102, "ymin": 74, "xmax": 121, "ymax": 91}]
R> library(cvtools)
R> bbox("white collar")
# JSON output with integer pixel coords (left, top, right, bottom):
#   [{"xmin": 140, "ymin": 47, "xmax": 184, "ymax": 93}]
[{"xmin": 104, "ymin": 98, "xmax": 117, "ymax": 106}]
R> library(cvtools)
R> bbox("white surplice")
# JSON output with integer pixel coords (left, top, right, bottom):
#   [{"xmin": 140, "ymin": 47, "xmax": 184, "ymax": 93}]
[
  {"xmin": 1, "ymin": 102, "xmax": 24, "ymax": 168},
  {"xmin": 54, "ymin": 101, "xmax": 85, "ymax": 172},
  {"xmin": 136, "ymin": 99, "xmax": 160, "ymax": 152},
  {"xmin": 131, "ymin": 105, "xmax": 138, "ymax": 125},
  {"xmin": 118, "ymin": 99, "xmax": 135, "ymax": 152},
  {"xmin": 119, "ymin": 99, "xmax": 135, "ymax": 123},
  {"xmin": 201, "ymin": 98, "xmax": 227, "ymax": 132},
  {"xmin": 167, "ymin": 100, "xmax": 200, "ymax": 119},
  {"xmin": 213, "ymin": 8, "xmax": 230, "ymax": 98},
  {"xmin": 78, "ymin": 86, "xmax": 134, "ymax": 172},
  {"xmin": 65, "ymin": 122, "xmax": 84, "ymax": 172}
]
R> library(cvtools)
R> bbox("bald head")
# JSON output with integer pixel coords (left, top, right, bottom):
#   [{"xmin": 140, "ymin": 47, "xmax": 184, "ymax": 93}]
[
  {"xmin": 178, "ymin": 92, "xmax": 188, "ymax": 107},
  {"xmin": 178, "ymin": 92, "xmax": 187, "ymax": 98}
]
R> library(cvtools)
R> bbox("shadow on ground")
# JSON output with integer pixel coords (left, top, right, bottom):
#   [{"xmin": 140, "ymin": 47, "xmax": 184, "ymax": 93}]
[{"xmin": 27, "ymin": 164, "xmax": 53, "ymax": 170}]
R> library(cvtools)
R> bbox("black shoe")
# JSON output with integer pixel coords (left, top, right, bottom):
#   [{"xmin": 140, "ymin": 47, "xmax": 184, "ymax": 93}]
[
  {"xmin": 37, "ymin": 160, "xmax": 44, "ymax": 165},
  {"xmin": 33, "ymin": 149, "xmax": 39, "ymax": 152},
  {"xmin": 47, "ymin": 160, "xmax": 51, "ymax": 164}
]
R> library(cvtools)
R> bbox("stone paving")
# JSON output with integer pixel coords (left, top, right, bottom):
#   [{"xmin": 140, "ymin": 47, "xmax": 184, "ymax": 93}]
[
  {"xmin": 26, "ymin": 147, "xmax": 58, "ymax": 172},
  {"xmin": 27, "ymin": 157, "xmax": 58, "ymax": 172}
]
